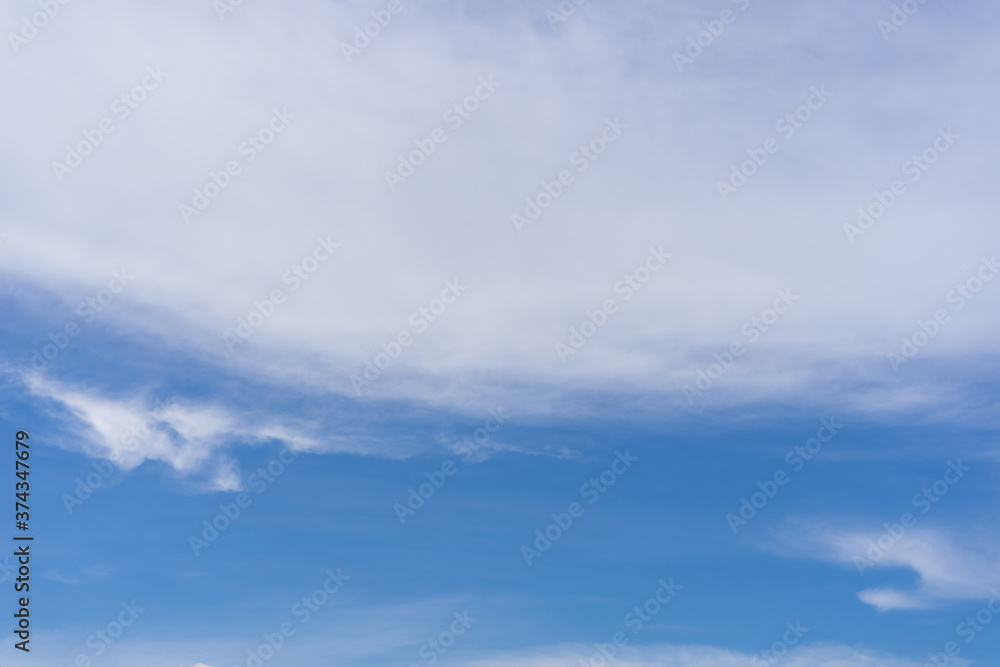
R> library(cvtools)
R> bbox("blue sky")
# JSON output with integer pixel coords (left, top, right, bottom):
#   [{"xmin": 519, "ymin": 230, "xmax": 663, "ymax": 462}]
[{"xmin": 1, "ymin": 0, "xmax": 999, "ymax": 666}]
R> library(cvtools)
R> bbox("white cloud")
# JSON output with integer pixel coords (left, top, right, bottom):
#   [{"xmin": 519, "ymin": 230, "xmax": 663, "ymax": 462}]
[
  {"xmin": 855, "ymin": 588, "xmax": 928, "ymax": 612},
  {"xmin": 25, "ymin": 375, "xmax": 317, "ymax": 490},
  {"xmin": 0, "ymin": 0, "xmax": 996, "ymax": 418},
  {"xmin": 779, "ymin": 523, "xmax": 1000, "ymax": 611}
]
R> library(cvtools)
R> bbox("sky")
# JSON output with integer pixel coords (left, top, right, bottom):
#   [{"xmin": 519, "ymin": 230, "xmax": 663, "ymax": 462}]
[{"xmin": 1, "ymin": 0, "xmax": 999, "ymax": 665}]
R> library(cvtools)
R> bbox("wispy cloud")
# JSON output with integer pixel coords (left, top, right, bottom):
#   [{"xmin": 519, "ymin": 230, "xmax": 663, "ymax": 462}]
[
  {"xmin": 435, "ymin": 642, "xmax": 931, "ymax": 667},
  {"xmin": 778, "ymin": 522, "xmax": 1000, "ymax": 611},
  {"xmin": 25, "ymin": 375, "xmax": 317, "ymax": 490}
]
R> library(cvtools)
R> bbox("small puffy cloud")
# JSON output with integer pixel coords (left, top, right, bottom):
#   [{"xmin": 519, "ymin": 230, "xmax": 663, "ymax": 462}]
[
  {"xmin": 856, "ymin": 588, "xmax": 929, "ymax": 613},
  {"xmin": 25, "ymin": 375, "xmax": 316, "ymax": 490}
]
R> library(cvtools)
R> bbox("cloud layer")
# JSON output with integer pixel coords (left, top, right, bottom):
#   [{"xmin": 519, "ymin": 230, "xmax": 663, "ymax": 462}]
[{"xmin": 2, "ymin": 0, "xmax": 998, "ymax": 417}]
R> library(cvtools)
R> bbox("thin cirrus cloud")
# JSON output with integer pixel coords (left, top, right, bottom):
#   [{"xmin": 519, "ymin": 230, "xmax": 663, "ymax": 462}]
[
  {"xmin": 461, "ymin": 643, "xmax": 930, "ymax": 667},
  {"xmin": 0, "ymin": 0, "xmax": 996, "ymax": 420},
  {"xmin": 17, "ymin": 636, "xmax": 933, "ymax": 667}
]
